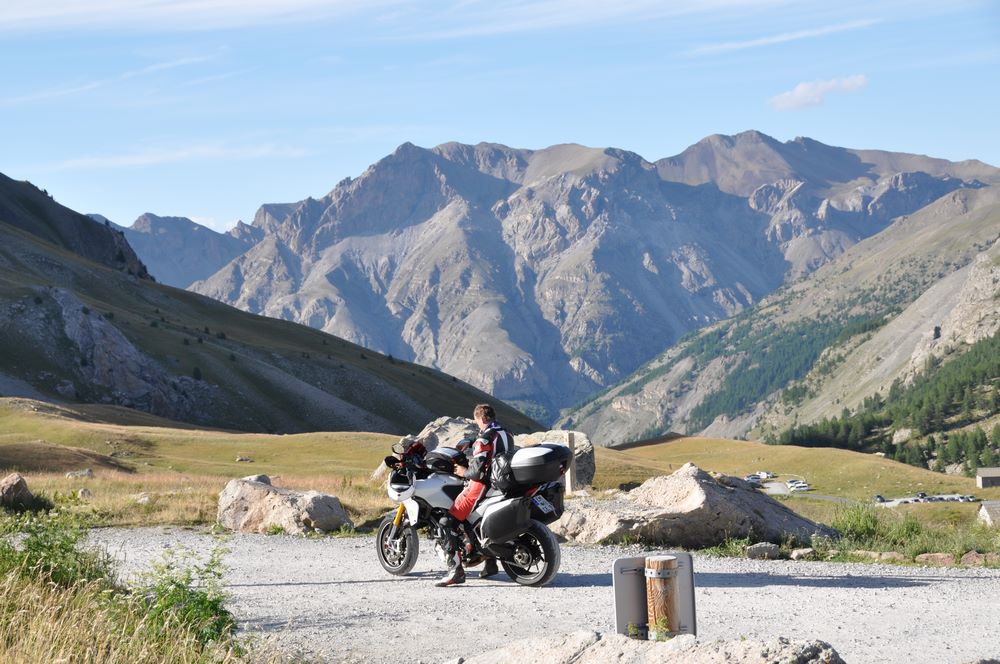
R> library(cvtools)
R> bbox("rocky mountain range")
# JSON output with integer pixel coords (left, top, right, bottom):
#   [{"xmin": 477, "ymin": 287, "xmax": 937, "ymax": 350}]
[
  {"xmin": 0, "ymin": 174, "xmax": 538, "ymax": 435},
  {"xmin": 171, "ymin": 130, "xmax": 998, "ymax": 423},
  {"xmin": 89, "ymin": 213, "xmax": 263, "ymax": 288}
]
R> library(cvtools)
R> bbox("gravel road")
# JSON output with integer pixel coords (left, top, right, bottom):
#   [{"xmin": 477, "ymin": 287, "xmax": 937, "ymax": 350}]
[{"xmin": 90, "ymin": 528, "xmax": 1000, "ymax": 664}]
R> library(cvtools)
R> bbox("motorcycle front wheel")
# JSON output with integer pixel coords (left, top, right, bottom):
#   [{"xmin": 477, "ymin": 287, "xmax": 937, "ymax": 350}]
[
  {"xmin": 376, "ymin": 515, "xmax": 419, "ymax": 575},
  {"xmin": 500, "ymin": 519, "xmax": 561, "ymax": 587}
]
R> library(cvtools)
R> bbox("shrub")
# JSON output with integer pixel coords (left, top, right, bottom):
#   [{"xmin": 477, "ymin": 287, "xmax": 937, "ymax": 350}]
[
  {"xmin": 0, "ymin": 512, "xmax": 111, "ymax": 587},
  {"xmin": 831, "ymin": 504, "xmax": 881, "ymax": 541},
  {"xmin": 137, "ymin": 545, "xmax": 236, "ymax": 647}
]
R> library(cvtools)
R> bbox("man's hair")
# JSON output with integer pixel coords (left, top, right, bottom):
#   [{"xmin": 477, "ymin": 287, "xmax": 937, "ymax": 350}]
[{"xmin": 473, "ymin": 403, "xmax": 496, "ymax": 422}]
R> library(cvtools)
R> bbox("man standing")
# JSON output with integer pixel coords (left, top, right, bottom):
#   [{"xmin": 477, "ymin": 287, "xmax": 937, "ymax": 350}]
[{"xmin": 436, "ymin": 403, "xmax": 513, "ymax": 587}]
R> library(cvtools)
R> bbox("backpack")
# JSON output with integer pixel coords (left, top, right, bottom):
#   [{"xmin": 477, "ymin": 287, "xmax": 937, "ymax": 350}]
[{"xmin": 490, "ymin": 442, "xmax": 520, "ymax": 493}]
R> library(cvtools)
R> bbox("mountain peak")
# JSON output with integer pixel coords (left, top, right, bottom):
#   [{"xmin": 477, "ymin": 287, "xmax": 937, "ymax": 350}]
[{"xmin": 131, "ymin": 212, "xmax": 209, "ymax": 235}]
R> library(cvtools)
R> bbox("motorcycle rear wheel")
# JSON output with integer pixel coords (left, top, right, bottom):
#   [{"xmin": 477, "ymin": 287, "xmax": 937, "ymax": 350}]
[
  {"xmin": 376, "ymin": 515, "xmax": 419, "ymax": 575},
  {"xmin": 500, "ymin": 519, "xmax": 560, "ymax": 587}
]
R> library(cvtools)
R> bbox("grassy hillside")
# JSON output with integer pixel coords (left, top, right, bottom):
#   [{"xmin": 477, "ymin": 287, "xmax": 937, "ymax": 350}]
[
  {"xmin": 0, "ymin": 398, "xmax": 398, "ymax": 526},
  {"xmin": 0, "ymin": 220, "xmax": 540, "ymax": 436}
]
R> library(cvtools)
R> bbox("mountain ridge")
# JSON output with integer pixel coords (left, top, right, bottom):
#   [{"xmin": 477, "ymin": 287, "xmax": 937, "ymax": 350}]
[{"xmin": 178, "ymin": 131, "xmax": 998, "ymax": 422}]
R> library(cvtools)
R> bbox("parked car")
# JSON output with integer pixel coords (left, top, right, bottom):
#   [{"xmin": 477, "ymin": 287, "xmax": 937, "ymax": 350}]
[
  {"xmin": 786, "ymin": 479, "xmax": 806, "ymax": 487},
  {"xmin": 873, "ymin": 494, "xmax": 886, "ymax": 503},
  {"xmin": 789, "ymin": 483, "xmax": 811, "ymax": 492},
  {"xmin": 916, "ymin": 492, "xmax": 927, "ymax": 499},
  {"xmin": 964, "ymin": 495, "xmax": 978, "ymax": 502},
  {"xmin": 758, "ymin": 471, "xmax": 775, "ymax": 479},
  {"xmin": 744, "ymin": 474, "xmax": 762, "ymax": 482}
]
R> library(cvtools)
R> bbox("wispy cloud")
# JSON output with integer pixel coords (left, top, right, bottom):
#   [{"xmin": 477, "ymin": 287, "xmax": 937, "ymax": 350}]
[
  {"xmin": 54, "ymin": 143, "xmax": 309, "ymax": 170},
  {"xmin": 690, "ymin": 18, "xmax": 879, "ymax": 55},
  {"xmin": 769, "ymin": 74, "xmax": 868, "ymax": 111},
  {"xmin": 0, "ymin": 0, "xmax": 393, "ymax": 32},
  {"xmin": 1, "ymin": 55, "xmax": 212, "ymax": 105},
  {"xmin": 390, "ymin": 0, "xmax": 776, "ymax": 40},
  {"xmin": 2, "ymin": 0, "xmax": 782, "ymax": 36}
]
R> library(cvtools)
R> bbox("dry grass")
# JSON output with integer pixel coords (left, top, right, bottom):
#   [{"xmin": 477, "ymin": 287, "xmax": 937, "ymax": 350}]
[
  {"xmin": 0, "ymin": 572, "xmax": 241, "ymax": 664},
  {"xmin": 14, "ymin": 469, "xmax": 393, "ymax": 528}
]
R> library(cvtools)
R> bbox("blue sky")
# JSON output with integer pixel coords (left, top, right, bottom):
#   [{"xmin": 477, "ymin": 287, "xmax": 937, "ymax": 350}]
[{"xmin": 2, "ymin": 1, "xmax": 998, "ymax": 232}]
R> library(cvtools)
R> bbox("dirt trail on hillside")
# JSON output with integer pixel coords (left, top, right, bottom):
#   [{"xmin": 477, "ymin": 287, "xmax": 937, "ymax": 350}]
[{"xmin": 91, "ymin": 528, "xmax": 1000, "ymax": 664}]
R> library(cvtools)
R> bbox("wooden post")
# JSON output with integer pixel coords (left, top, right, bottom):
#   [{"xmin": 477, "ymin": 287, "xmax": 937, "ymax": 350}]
[
  {"xmin": 645, "ymin": 555, "xmax": 680, "ymax": 640},
  {"xmin": 564, "ymin": 431, "xmax": 576, "ymax": 493}
]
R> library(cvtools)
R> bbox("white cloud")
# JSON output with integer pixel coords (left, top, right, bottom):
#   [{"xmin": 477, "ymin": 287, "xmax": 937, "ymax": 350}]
[
  {"xmin": 54, "ymin": 143, "xmax": 308, "ymax": 170},
  {"xmin": 690, "ymin": 18, "xmax": 879, "ymax": 55},
  {"xmin": 769, "ymin": 74, "xmax": 868, "ymax": 111}
]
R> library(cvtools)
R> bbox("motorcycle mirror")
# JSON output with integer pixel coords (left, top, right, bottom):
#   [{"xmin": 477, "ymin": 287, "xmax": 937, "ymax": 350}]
[{"xmin": 383, "ymin": 455, "xmax": 400, "ymax": 468}]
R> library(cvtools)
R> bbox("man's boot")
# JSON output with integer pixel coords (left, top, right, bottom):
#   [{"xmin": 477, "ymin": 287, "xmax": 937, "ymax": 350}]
[
  {"xmin": 480, "ymin": 557, "xmax": 500, "ymax": 579},
  {"xmin": 435, "ymin": 516, "xmax": 466, "ymax": 587}
]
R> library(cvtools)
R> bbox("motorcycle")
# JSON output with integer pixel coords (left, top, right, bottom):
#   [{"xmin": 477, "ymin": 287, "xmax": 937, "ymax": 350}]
[{"xmin": 375, "ymin": 438, "xmax": 571, "ymax": 587}]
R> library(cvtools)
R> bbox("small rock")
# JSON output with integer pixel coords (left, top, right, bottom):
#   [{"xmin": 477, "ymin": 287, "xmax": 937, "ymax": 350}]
[
  {"xmin": 77, "ymin": 488, "xmax": 93, "ymax": 500},
  {"xmin": 746, "ymin": 542, "xmax": 780, "ymax": 560},
  {"xmin": 879, "ymin": 551, "xmax": 908, "ymax": 563},
  {"xmin": 790, "ymin": 547, "xmax": 816, "ymax": 560},
  {"xmin": 242, "ymin": 474, "xmax": 271, "ymax": 485},
  {"xmin": 959, "ymin": 551, "xmax": 1000, "ymax": 566},
  {"xmin": 236, "ymin": 456, "xmax": 254, "ymax": 463},
  {"xmin": 65, "ymin": 468, "xmax": 94, "ymax": 479},
  {"xmin": 915, "ymin": 552, "xmax": 956, "ymax": 566},
  {"xmin": 849, "ymin": 550, "xmax": 882, "ymax": 560},
  {"xmin": 135, "ymin": 492, "xmax": 154, "ymax": 505}
]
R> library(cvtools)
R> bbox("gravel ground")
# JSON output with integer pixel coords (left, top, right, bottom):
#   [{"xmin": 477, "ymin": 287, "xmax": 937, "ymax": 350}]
[{"xmin": 90, "ymin": 527, "xmax": 1000, "ymax": 664}]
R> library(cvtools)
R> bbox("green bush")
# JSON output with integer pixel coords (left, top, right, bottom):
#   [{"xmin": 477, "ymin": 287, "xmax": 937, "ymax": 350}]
[
  {"xmin": 138, "ymin": 545, "xmax": 236, "ymax": 647},
  {"xmin": 0, "ymin": 512, "xmax": 111, "ymax": 587}
]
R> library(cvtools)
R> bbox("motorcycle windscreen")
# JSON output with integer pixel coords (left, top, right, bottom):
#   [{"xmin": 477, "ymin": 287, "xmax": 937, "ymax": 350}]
[{"xmin": 480, "ymin": 496, "xmax": 531, "ymax": 543}]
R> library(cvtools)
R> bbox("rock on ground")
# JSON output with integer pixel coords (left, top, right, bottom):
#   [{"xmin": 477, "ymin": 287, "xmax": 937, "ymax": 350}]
[
  {"xmin": 0, "ymin": 472, "xmax": 35, "ymax": 509},
  {"xmin": 451, "ymin": 630, "xmax": 845, "ymax": 664},
  {"xmin": 747, "ymin": 542, "xmax": 780, "ymax": 560},
  {"xmin": 553, "ymin": 463, "xmax": 836, "ymax": 547},
  {"xmin": 217, "ymin": 475, "xmax": 353, "ymax": 534}
]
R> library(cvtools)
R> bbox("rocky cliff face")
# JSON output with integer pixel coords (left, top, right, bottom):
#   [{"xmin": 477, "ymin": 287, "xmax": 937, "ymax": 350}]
[{"xmin": 188, "ymin": 132, "xmax": 995, "ymax": 421}]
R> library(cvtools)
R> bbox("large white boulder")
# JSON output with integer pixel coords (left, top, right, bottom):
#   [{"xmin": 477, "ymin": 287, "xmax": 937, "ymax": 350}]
[
  {"xmin": 553, "ymin": 463, "xmax": 835, "ymax": 547},
  {"xmin": 217, "ymin": 475, "xmax": 353, "ymax": 534}
]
